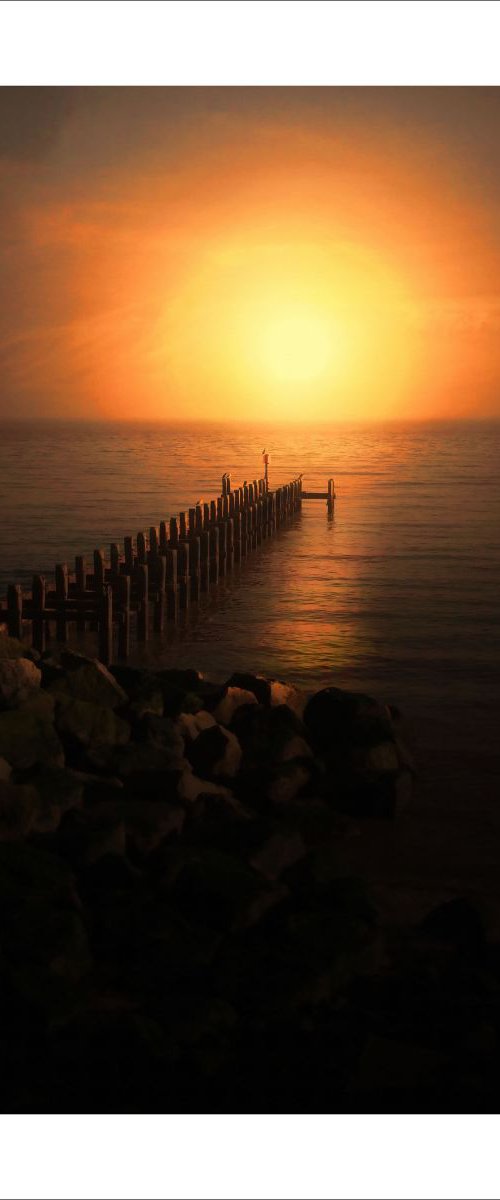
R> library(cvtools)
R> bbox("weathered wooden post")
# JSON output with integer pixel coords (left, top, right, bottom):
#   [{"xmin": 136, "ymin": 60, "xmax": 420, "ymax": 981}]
[
  {"xmin": 32, "ymin": 575, "xmax": 46, "ymax": 653},
  {"xmin": 203, "ymin": 502, "xmax": 211, "ymax": 531},
  {"xmin": 169, "ymin": 516, "xmax": 179, "ymax": 548},
  {"xmin": 190, "ymin": 536, "xmax": 201, "ymax": 601},
  {"xmin": 136, "ymin": 563, "xmax": 149, "ymax": 641},
  {"xmin": 328, "ymin": 478, "xmax": 335, "ymax": 513},
  {"xmin": 229, "ymin": 492, "xmax": 235, "ymax": 519},
  {"xmin": 178, "ymin": 542, "xmax": 190, "ymax": 610},
  {"xmin": 110, "ymin": 543, "xmax": 120, "ymax": 578},
  {"xmin": 233, "ymin": 511, "xmax": 242, "ymax": 563},
  {"xmin": 149, "ymin": 527, "xmax": 159, "ymax": 562},
  {"xmin": 166, "ymin": 548, "xmax": 178, "ymax": 621},
  {"xmin": 226, "ymin": 517, "xmax": 234, "ymax": 571},
  {"xmin": 6, "ymin": 584, "xmax": 23, "ymax": 641},
  {"xmin": 55, "ymin": 563, "xmax": 69, "ymax": 642},
  {"xmin": 154, "ymin": 553, "xmax": 167, "ymax": 634},
  {"xmin": 240, "ymin": 508, "xmax": 248, "ymax": 557},
  {"xmin": 117, "ymin": 573, "xmax": 131, "ymax": 659},
  {"xmin": 136, "ymin": 532, "xmax": 147, "ymax": 566},
  {"xmin": 201, "ymin": 530, "xmax": 210, "ymax": 592},
  {"xmin": 179, "ymin": 512, "xmax": 188, "ymax": 542},
  {"xmin": 159, "ymin": 521, "xmax": 169, "ymax": 555},
  {"xmin": 195, "ymin": 504, "xmax": 203, "ymax": 537},
  {"xmin": 124, "ymin": 536, "xmax": 134, "ymax": 574},
  {"xmin": 218, "ymin": 519, "xmax": 227, "ymax": 577},
  {"xmin": 75, "ymin": 555, "xmax": 86, "ymax": 631},
  {"xmin": 99, "ymin": 585, "xmax": 113, "ymax": 664},
  {"xmin": 210, "ymin": 499, "xmax": 217, "ymax": 526},
  {"xmin": 209, "ymin": 526, "xmax": 219, "ymax": 584}
]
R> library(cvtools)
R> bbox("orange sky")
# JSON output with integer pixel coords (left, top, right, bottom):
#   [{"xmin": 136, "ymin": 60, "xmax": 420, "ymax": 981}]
[{"xmin": 1, "ymin": 86, "xmax": 500, "ymax": 421}]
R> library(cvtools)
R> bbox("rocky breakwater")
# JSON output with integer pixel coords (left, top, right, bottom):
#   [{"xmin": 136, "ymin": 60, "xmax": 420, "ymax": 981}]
[{"xmin": 1, "ymin": 632, "xmax": 498, "ymax": 1113}]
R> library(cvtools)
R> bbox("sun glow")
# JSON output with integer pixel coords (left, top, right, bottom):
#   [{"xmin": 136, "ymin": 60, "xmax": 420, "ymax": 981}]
[{"xmin": 257, "ymin": 310, "xmax": 334, "ymax": 383}]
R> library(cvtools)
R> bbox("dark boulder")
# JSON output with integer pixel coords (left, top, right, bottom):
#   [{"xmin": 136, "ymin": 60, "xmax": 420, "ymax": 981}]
[{"xmin": 225, "ymin": 672, "xmax": 271, "ymax": 706}]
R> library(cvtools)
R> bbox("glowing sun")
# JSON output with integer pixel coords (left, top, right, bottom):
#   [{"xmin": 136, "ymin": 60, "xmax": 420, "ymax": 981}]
[{"xmin": 258, "ymin": 311, "xmax": 333, "ymax": 383}]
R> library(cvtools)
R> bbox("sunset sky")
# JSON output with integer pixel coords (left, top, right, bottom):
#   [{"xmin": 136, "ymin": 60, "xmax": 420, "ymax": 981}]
[{"xmin": 1, "ymin": 85, "xmax": 500, "ymax": 422}]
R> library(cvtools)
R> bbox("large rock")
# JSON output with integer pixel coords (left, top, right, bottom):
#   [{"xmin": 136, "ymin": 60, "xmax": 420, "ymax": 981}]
[
  {"xmin": 178, "ymin": 768, "xmax": 233, "ymax": 805},
  {"xmin": 230, "ymin": 704, "xmax": 311, "ymax": 770},
  {"xmin": 124, "ymin": 798, "xmax": 185, "ymax": 855},
  {"xmin": 0, "ymin": 756, "xmax": 12, "ymax": 782},
  {"xmin": 176, "ymin": 710, "xmax": 217, "ymax": 742},
  {"xmin": 224, "ymin": 673, "xmax": 271, "ymax": 706},
  {"xmin": 161, "ymin": 845, "xmax": 288, "ymax": 933},
  {"xmin": 303, "ymin": 687, "xmax": 386, "ymax": 753},
  {"xmin": 22, "ymin": 765, "xmax": 85, "ymax": 833},
  {"xmin": 0, "ymin": 657, "xmax": 41, "ymax": 709},
  {"xmin": 54, "ymin": 695, "xmax": 131, "ymax": 750},
  {"xmin": 136, "ymin": 714, "xmax": 185, "ymax": 761},
  {"xmin": 250, "ymin": 829, "xmax": 307, "ymax": 881},
  {"xmin": 48, "ymin": 658, "xmax": 128, "ymax": 709},
  {"xmin": 214, "ymin": 687, "xmax": 258, "ymax": 726},
  {"xmin": 186, "ymin": 724, "xmax": 242, "ymax": 780},
  {"xmin": 0, "ymin": 693, "xmax": 64, "ymax": 770},
  {"xmin": 0, "ymin": 633, "xmax": 27, "ymax": 660},
  {"xmin": 0, "ymin": 779, "xmax": 39, "ymax": 841},
  {"xmin": 269, "ymin": 679, "xmax": 307, "ymax": 717}
]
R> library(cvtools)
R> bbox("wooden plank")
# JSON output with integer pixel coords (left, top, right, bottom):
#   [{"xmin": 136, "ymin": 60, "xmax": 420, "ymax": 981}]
[
  {"xmin": 136, "ymin": 532, "xmax": 147, "ymax": 565},
  {"xmin": 302, "ymin": 491, "xmax": 329, "ymax": 499},
  {"xmin": 7, "ymin": 584, "xmax": 23, "ymax": 641},
  {"xmin": 110, "ymin": 543, "xmax": 120, "ymax": 576},
  {"xmin": 195, "ymin": 504, "xmax": 203, "ymax": 537},
  {"xmin": 203, "ymin": 502, "xmax": 210, "ymax": 531},
  {"xmin": 179, "ymin": 511, "xmax": 188, "ymax": 541},
  {"xmin": 149, "ymin": 526, "xmax": 159, "ymax": 560}
]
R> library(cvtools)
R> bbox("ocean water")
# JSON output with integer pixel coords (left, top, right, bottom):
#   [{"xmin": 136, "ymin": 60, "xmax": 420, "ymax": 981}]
[
  {"xmin": 1, "ymin": 418, "xmax": 499, "ymax": 705},
  {"xmin": 2, "ymin": 417, "xmax": 500, "ymax": 899}
]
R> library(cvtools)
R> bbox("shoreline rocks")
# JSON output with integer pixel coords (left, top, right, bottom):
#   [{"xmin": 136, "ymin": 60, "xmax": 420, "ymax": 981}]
[{"xmin": 1, "ymin": 631, "xmax": 499, "ymax": 1114}]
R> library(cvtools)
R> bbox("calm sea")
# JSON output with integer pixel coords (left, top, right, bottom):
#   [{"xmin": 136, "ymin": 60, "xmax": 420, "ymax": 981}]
[
  {"xmin": 2, "ymin": 417, "xmax": 500, "ymax": 898},
  {"xmin": 1, "ymin": 418, "xmax": 499, "ymax": 712}
]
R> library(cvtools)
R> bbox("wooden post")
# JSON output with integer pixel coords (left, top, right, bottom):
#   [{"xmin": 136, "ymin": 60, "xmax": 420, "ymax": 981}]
[
  {"xmin": 233, "ymin": 511, "xmax": 242, "ymax": 563},
  {"xmin": 240, "ymin": 509, "xmax": 248, "ymax": 557},
  {"xmin": 229, "ymin": 492, "xmax": 235, "ymax": 519},
  {"xmin": 75, "ymin": 555, "xmax": 86, "ymax": 631},
  {"xmin": 117, "ymin": 574, "xmax": 131, "ymax": 659},
  {"xmin": 94, "ymin": 548, "xmax": 105, "ymax": 590},
  {"xmin": 188, "ymin": 508, "xmax": 197, "ymax": 538},
  {"xmin": 136, "ymin": 564, "xmax": 149, "ymax": 641},
  {"xmin": 55, "ymin": 563, "xmax": 69, "ymax": 642},
  {"xmin": 7, "ymin": 584, "xmax": 23, "ymax": 641},
  {"xmin": 328, "ymin": 478, "xmax": 335, "ymax": 513},
  {"xmin": 166, "ymin": 548, "xmax": 178, "ymax": 621},
  {"xmin": 256, "ymin": 499, "xmax": 263, "ymax": 544},
  {"xmin": 159, "ymin": 521, "xmax": 169, "ymax": 555},
  {"xmin": 195, "ymin": 504, "xmax": 203, "ymax": 537},
  {"xmin": 110, "ymin": 543, "xmax": 120, "ymax": 578},
  {"xmin": 226, "ymin": 517, "xmax": 234, "ymax": 571},
  {"xmin": 98, "ymin": 585, "xmax": 113, "ymax": 665},
  {"xmin": 216, "ymin": 496, "xmax": 223, "ymax": 522},
  {"xmin": 189, "ymin": 536, "xmax": 201, "ymax": 601},
  {"xmin": 209, "ymin": 526, "xmax": 219, "ymax": 584},
  {"xmin": 149, "ymin": 526, "xmax": 159, "ymax": 561},
  {"xmin": 203, "ymin": 502, "xmax": 211, "ymax": 531},
  {"xmin": 124, "ymin": 536, "xmax": 134, "ymax": 574},
  {"xmin": 154, "ymin": 554, "xmax": 167, "ymax": 634},
  {"xmin": 201, "ymin": 530, "xmax": 210, "ymax": 592},
  {"xmin": 178, "ymin": 543, "xmax": 190, "ymax": 610},
  {"xmin": 179, "ymin": 511, "xmax": 188, "ymax": 542},
  {"xmin": 136, "ymin": 532, "xmax": 147, "ymax": 565},
  {"xmin": 210, "ymin": 499, "xmax": 217, "ymax": 526},
  {"xmin": 234, "ymin": 489, "xmax": 241, "ymax": 514},
  {"xmin": 243, "ymin": 484, "xmax": 249, "ymax": 509},
  {"xmin": 32, "ymin": 575, "xmax": 46, "ymax": 653},
  {"xmin": 169, "ymin": 516, "xmax": 179, "ymax": 548},
  {"xmin": 218, "ymin": 520, "xmax": 227, "ymax": 577}
]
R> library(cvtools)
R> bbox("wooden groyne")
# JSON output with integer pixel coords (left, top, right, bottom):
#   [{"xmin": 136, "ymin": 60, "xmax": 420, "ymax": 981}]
[{"xmin": 0, "ymin": 473, "xmax": 324, "ymax": 666}]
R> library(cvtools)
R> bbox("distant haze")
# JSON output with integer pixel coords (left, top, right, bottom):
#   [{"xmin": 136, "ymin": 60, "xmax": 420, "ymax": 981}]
[{"xmin": 1, "ymin": 86, "xmax": 500, "ymax": 422}]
